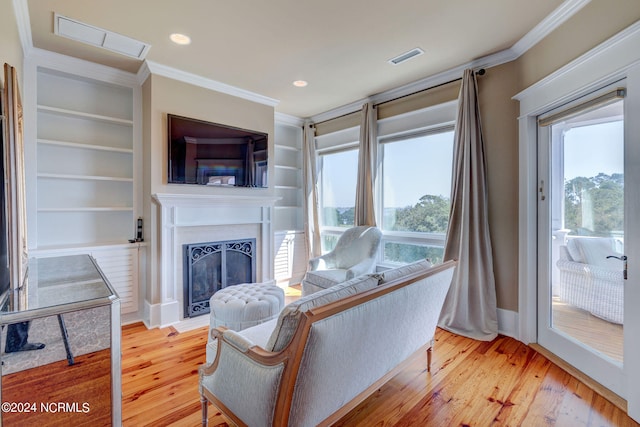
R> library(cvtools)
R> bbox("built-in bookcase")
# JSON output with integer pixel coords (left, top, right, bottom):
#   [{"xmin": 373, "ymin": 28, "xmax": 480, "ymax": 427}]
[
  {"xmin": 27, "ymin": 61, "xmax": 142, "ymax": 315},
  {"xmin": 35, "ymin": 68, "xmax": 135, "ymax": 248},
  {"xmin": 273, "ymin": 122, "xmax": 306, "ymax": 285}
]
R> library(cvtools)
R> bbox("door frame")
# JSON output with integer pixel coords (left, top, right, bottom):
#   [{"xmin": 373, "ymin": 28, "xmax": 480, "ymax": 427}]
[{"xmin": 514, "ymin": 21, "xmax": 640, "ymax": 420}]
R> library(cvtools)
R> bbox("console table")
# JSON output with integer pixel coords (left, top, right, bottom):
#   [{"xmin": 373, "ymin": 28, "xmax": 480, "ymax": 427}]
[{"xmin": 0, "ymin": 254, "xmax": 121, "ymax": 426}]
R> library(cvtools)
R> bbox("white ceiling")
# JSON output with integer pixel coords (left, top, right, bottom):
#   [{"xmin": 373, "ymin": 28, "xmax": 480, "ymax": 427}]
[{"xmin": 23, "ymin": 0, "xmax": 576, "ymax": 119}]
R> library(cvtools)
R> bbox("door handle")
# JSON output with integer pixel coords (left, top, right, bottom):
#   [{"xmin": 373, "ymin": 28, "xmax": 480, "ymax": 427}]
[{"xmin": 606, "ymin": 255, "xmax": 628, "ymax": 280}]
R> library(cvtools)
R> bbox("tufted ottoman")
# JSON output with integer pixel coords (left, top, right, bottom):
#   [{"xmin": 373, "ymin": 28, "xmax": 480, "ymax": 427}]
[{"xmin": 208, "ymin": 280, "xmax": 285, "ymax": 332}]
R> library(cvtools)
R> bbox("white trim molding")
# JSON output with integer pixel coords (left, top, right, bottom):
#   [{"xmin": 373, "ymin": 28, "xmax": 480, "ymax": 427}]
[
  {"xmin": 513, "ymin": 16, "xmax": 640, "ymax": 362},
  {"xmin": 148, "ymin": 193, "xmax": 280, "ymax": 328},
  {"xmin": 143, "ymin": 60, "xmax": 280, "ymax": 108}
]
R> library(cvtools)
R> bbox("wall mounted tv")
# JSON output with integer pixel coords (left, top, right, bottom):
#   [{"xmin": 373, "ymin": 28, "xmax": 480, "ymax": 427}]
[{"xmin": 168, "ymin": 114, "xmax": 268, "ymax": 187}]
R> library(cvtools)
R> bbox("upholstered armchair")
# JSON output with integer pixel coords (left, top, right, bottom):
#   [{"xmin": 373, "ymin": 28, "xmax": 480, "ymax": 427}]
[{"xmin": 301, "ymin": 225, "xmax": 382, "ymax": 296}]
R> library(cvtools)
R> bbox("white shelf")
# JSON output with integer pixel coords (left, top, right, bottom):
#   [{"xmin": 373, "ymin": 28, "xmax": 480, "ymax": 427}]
[
  {"xmin": 37, "ymin": 104, "xmax": 133, "ymax": 126},
  {"xmin": 274, "ymin": 205, "xmax": 300, "ymax": 209},
  {"xmin": 37, "ymin": 173, "xmax": 133, "ymax": 182},
  {"xmin": 275, "ymin": 145, "xmax": 301, "ymax": 152},
  {"xmin": 38, "ymin": 207, "xmax": 134, "ymax": 212},
  {"xmin": 274, "ymin": 185, "xmax": 299, "ymax": 190},
  {"xmin": 274, "ymin": 164, "xmax": 301, "ymax": 171},
  {"xmin": 38, "ymin": 138, "xmax": 134, "ymax": 154}
]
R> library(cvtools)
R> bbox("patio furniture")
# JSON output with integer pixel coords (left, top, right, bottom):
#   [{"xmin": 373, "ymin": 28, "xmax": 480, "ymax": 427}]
[{"xmin": 556, "ymin": 237, "xmax": 624, "ymax": 324}]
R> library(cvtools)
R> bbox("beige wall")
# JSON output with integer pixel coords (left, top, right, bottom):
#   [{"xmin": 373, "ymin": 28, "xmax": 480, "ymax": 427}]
[
  {"xmin": 145, "ymin": 74, "xmax": 275, "ymax": 196},
  {"xmin": 0, "ymin": 0, "xmax": 23, "ymax": 85},
  {"xmin": 517, "ymin": 0, "xmax": 640, "ymax": 92},
  {"xmin": 478, "ymin": 61, "xmax": 520, "ymax": 311},
  {"xmin": 142, "ymin": 74, "xmax": 275, "ymax": 305},
  {"xmin": 486, "ymin": 0, "xmax": 640, "ymax": 311}
]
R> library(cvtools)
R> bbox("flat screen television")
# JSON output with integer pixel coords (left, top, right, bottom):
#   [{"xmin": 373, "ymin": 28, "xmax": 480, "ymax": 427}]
[{"xmin": 168, "ymin": 114, "xmax": 268, "ymax": 187}]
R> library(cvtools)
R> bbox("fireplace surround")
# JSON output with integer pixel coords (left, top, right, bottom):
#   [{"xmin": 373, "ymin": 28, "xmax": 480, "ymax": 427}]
[
  {"xmin": 183, "ymin": 238, "xmax": 256, "ymax": 318},
  {"xmin": 150, "ymin": 193, "xmax": 279, "ymax": 328}
]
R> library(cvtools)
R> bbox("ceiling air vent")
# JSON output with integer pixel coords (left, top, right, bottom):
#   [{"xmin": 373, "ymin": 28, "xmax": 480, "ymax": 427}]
[
  {"xmin": 388, "ymin": 47, "xmax": 424, "ymax": 65},
  {"xmin": 54, "ymin": 13, "xmax": 151, "ymax": 60}
]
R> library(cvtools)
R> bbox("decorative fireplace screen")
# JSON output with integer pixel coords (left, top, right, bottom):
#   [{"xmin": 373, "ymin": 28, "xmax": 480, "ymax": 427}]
[{"xmin": 183, "ymin": 238, "xmax": 256, "ymax": 317}]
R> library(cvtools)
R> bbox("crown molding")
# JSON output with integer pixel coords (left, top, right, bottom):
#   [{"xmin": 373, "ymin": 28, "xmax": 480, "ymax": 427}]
[
  {"xmin": 511, "ymin": 0, "xmax": 591, "ymax": 55},
  {"xmin": 275, "ymin": 112, "xmax": 304, "ymax": 128},
  {"xmin": 26, "ymin": 47, "xmax": 140, "ymax": 87},
  {"xmin": 137, "ymin": 61, "xmax": 151, "ymax": 85},
  {"xmin": 513, "ymin": 19, "xmax": 640, "ymax": 115},
  {"xmin": 144, "ymin": 60, "xmax": 279, "ymax": 108},
  {"xmin": 13, "ymin": 0, "xmax": 33, "ymax": 56}
]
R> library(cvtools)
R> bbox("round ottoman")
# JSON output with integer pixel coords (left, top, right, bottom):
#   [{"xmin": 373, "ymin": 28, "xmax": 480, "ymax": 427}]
[{"xmin": 209, "ymin": 280, "xmax": 285, "ymax": 332}]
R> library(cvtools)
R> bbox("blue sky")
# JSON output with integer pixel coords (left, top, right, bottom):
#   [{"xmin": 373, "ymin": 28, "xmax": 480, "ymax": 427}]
[
  {"xmin": 321, "ymin": 132, "xmax": 454, "ymax": 208},
  {"xmin": 563, "ymin": 120, "xmax": 623, "ymax": 179}
]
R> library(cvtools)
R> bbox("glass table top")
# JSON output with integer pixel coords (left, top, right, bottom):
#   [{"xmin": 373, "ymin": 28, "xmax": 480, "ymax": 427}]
[{"xmin": 0, "ymin": 254, "xmax": 117, "ymax": 322}]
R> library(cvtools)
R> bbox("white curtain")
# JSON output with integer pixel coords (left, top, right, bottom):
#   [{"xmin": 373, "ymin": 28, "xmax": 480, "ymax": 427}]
[
  {"xmin": 354, "ymin": 102, "xmax": 377, "ymax": 226},
  {"xmin": 303, "ymin": 123, "xmax": 321, "ymax": 258},
  {"xmin": 438, "ymin": 69, "xmax": 498, "ymax": 341}
]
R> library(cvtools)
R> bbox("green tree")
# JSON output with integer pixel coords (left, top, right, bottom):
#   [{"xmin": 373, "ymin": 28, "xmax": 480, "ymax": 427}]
[
  {"xmin": 392, "ymin": 194, "xmax": 450, "ymax": 233},
  {"xmin": 564, "ymin": 173, "xmax": 623, "ymax": 236}
]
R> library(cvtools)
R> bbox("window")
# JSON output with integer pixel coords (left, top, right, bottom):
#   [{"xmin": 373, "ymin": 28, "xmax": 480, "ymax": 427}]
[
  {"xmin": 379, "ymin": 128, "xmax": 454, "ymax": 264},
  {"xmin": 318, "ymin": 147, "xmax": 358, "ymax": 251}
]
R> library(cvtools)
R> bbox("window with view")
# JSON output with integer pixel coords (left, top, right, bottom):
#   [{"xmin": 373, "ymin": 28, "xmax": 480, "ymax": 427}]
[
  {"xmin": 319, "ymin": 147, "xmax": 358, "ymax": 252},
  {"xmin": 380, "ymin": 128, "xmax": 454, "ymax": 265}
]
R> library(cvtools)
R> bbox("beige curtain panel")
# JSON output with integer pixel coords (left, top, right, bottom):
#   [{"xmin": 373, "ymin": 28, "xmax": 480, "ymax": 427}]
[
  {"xmin": 354, "ymin": 102, "xmax": 377, "ymax": 226},
  {"xmin": 439, "ymin": 69, "xmax": 498, "ymax": 341},
  {"xmin": 303, "ymin": 123, "xmax": 321, "ymax": 258}
]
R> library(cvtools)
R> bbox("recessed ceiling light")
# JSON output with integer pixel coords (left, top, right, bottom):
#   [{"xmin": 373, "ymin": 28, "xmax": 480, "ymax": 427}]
[
  {"xmin": 293, "ymin": 80, "xmax": 308, "ymax": 87},
  {"xmin": 170, "ymin": 33, "xmax": 191, "ymax": 45}
]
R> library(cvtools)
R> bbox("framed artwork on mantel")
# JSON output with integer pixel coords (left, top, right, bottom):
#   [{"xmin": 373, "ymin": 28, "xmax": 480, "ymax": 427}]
[{"xmin": 1, "ymin": 63, "xmax": 29, "ymax": 310}]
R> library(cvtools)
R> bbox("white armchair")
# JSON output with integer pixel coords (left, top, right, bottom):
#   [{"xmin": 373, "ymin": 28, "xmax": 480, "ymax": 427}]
[
  {"xmin": 556, "ymin": 236, "xmax": 624, "ymax": 324},
  {"xmin": 301, "ymin": 225, "xmax": 382, "ymax": 296}
]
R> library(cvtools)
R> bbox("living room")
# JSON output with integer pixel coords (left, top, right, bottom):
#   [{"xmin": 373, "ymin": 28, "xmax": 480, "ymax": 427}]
[{"xmin": 2, "ymin": 0, "xmax": 640, "ymax": 425}]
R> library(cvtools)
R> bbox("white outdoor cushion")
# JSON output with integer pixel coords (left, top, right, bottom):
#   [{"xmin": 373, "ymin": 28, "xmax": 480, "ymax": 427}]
[{"xmin": 568, "ymin": 237, "xmax": 622, "ymax": 270}]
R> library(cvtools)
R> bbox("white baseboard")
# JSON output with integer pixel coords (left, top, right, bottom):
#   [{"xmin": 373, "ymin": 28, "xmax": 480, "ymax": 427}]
[
  {"xmin": 143, "ymin": 300, "xmax": 180, "ymax": 329},
  {"xmin": 497, "ymin": 308, "xmax": 519, "ymax": 340}
]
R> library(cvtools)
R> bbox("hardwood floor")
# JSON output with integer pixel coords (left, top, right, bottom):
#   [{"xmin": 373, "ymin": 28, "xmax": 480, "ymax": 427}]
[
  {"xmin": 120, "ymin": 323, "xmax": 639, "ymax": 427},
  {"xmin": 552, "ymin": 297, "xmax": 623, "ymax": 362}
]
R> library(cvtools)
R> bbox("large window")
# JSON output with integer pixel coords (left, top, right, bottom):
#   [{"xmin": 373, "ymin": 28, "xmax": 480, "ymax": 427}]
[
  {"xmin": 318, "ymin": 147, "xmax": 358, "ymax": 251},
  {"xmin": 379, "ymin": 128, "xmax": 455, "ymax": 265},
  {"xmin": 313, "ymin": 100, "xmax": 457, "ymax": 263}
]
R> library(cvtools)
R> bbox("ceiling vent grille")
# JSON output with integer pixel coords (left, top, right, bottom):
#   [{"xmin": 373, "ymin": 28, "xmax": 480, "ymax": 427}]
[
  {"xmin": 388, "ymin": 47, "xmax": 424, "ymax": 65},
  {"xmin": 54, "ymin": 13, "xmax": 151, "ymax": 60}
]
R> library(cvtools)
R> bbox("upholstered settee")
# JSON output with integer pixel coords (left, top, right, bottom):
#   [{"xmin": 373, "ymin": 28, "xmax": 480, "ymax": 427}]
[
  {"xmin": 556, "ymin": 237, "xmax": 624, "ymax": 324},
  {"xmin": 199, "ymin": 259, "xmax": 456, "ymax": 427}
]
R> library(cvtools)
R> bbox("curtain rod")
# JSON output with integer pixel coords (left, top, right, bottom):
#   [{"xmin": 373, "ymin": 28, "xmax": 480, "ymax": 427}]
[{"xmin": 312, "ymin": 68, "xmax": 486, "ymax": 127}]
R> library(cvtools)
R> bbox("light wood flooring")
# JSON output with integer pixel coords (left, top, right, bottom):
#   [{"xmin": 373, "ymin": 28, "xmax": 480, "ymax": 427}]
[
  {"xmin": 119, "ymin": 324, "xmax": 639, "ymax": 427},
  {"xmin": 552, "ymin": 297, "xmax": 623, "ymax": 362},
  {"xmin": 2, "ymin": 283, "xmax": 636, "ymax": 426}
]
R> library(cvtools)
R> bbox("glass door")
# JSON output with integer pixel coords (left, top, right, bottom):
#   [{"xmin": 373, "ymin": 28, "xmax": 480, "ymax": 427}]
[{"xmin": 537, "ymin": 87, "xmax": 627, "ymax": 396}]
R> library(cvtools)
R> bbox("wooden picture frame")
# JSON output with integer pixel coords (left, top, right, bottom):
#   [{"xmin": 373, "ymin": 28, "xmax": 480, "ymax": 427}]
[{"xmin": 2, "ymin": 63, "xmax": 28, "ymax": 310}]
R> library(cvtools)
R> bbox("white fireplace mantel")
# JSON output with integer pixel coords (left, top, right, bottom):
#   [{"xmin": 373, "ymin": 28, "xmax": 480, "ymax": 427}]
[{"xmin": 148, "ymin": 192, "xmax": 280, "ymax": 328}]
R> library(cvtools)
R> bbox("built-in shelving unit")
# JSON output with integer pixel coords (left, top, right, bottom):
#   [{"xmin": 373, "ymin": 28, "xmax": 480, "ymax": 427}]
[
  {"xmin": 27, "ymin": 61, "xmax": 142, "ymax": 316},
  {"xmin": 35, "ymin": 68, "xmax": 135, "ymax": 249},
  {"xmin": 273, "ymin": 122, "xmax": 306, "ymax": 285}
]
